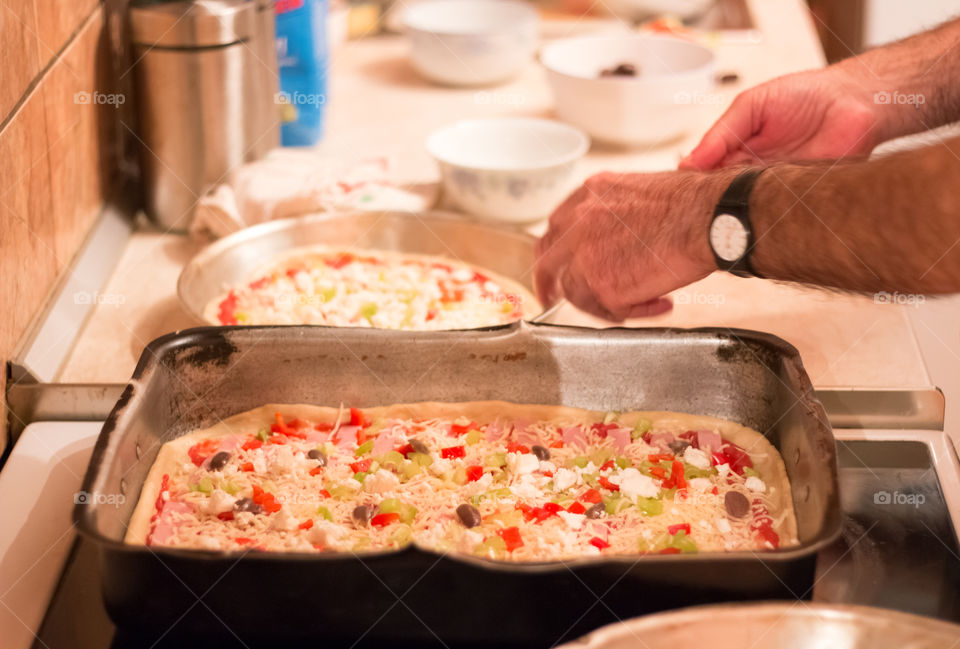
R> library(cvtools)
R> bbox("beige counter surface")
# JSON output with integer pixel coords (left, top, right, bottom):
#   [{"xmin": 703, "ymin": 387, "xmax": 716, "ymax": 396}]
[{"xmin": 57, "ymin": 0, "xmax": 931, "ymax": 389}]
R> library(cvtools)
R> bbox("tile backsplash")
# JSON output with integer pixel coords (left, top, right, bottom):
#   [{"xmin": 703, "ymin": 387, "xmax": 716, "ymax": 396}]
[{"xmin": 1, "ymin": 1, "xmax": 123, "ymax": 438}]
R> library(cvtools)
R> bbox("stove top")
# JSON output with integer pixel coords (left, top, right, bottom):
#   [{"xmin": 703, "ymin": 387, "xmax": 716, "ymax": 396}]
[{"xmin": 22, "ymin": 431, "xmax": 960, "ymax": 648}]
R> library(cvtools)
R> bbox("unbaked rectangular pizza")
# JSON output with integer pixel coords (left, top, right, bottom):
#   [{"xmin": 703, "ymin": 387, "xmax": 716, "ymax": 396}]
[{"xmin": 126, "ymin": 402, "xmax": 797, "ymax": 559}]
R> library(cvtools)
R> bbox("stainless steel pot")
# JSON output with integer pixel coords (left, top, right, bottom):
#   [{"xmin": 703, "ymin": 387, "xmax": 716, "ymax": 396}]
[{"xmin": 129, "ymin": 0, "xmax": 279, "ymax": 231}]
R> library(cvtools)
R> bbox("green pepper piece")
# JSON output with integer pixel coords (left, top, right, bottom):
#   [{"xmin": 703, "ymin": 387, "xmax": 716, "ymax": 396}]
[
  {"xmin": 379, "ymin": 450, "xmax": 404, "ymax": 469},
  {"xmin": 744, "ymin": 466, "xmax": 760, "ymax": 479},
  {"xmin": 465, "ymin": 429, "xmax": 483, "ymax": 445},
  {"xmin": 670, "ymin": 530, "xmax": 698, "ymax": 554},
  {"xmin": 569, "ymin": 456, "xmax": 589, "ymax": 469},
  {"xmin": 603, "ymin": 411, "xmax": 620, "ymax": 424},
  {"xmin": 615, "ymin": 456, "xmax": 631, "ymax": 469},
  {"xmin": 485, "ymin": 452, "xmax": 507, "ymax": 468},
  {"xmin": 320, "ymin": 287, "xmax": 337, "ymax": 303},
  {"xmin": 256, "ymin": 427, "xmax": 270, "ymax": 442},
  {"xmin": 632, "ymin": 418, "xmax": 652, "ymax": 439},
  {"xmin": 637, "ymin": 497, "xmax": 662, "ymax": 516},
  {"xmin": 360, "ymin": 302, "xmax": 378, "ymax": 322},
  {"xmin": 389, "ymin": 524, "xmax": 412, "ymax": 546},
  {"xmin": 316, "ymin": 506, "xmax": 333, "ymax": 521},
  {"xmin": 192, "ymin": 477, "xmax": 214, "ymax": 494},
  {"xmin": 355, "ymin": 440, "xmax": 374, "ymax": 457},
  {"xmin": 410, "ymin": 452, "xmax": 433, "ymax": 467},
  {"xmin": 379, "ymin": 498, "xmax": 402, "ymax": 514},
  {"xmin": 353, "ymin": 471, "xmax": 369, "ymax": 483}
]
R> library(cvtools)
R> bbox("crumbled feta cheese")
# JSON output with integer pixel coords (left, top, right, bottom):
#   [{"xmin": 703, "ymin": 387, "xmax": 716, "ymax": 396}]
[
  {"xmin": 510, "ymin": 474, "xmax": 540, "ymax": 498},
  {"xmin": 458, "ymin": 529, "xmax": 483, "ymax": 552},
  {"xmin": 364, "ymin": 469, "xmax": 400, "ymax": 493},
  {"xmin": 683, "ymin": 447, "xmax": 711, "ymax": 469},
  {"xmin": 716, "ymin": 463, "xmax": 731, "ymax": 477},
  {"xmin": 607, "ymin": 473, "xmax": 623, "ymax": 486},
  {"xmin": 252, "ymin": 454, "xmax": 268, "ymax": 474},
  {"xmin": 344, "ymin": 478, "xmax": 363, "ymax": 491},
  {"xmin": 431, "ymin": 457, "xmax": 453, "ymax": 476},
  {"xmin": 716, "ymin": 518, "xmax": 732, "ymax": 534},
  {"xmin": 745, "ymin": 476, "xmax": 767, "ymax": 493},
  {"xmin": 583, "ymin": 545, "xmax": 600, "ymax": 556},
  {"xmin": 197, "ymin": 535, "xmax": 221, "ymax": 550},
  {"xmin": 641, "ymin": 528, "xmax": 654, "ymax": 540},
  {"xmin": 507, "ymin": 453, "xmax": 539, "ymax": 475},
  {"xmin": 204, "ymin": 489, "xmax": 237, "ymax": 515},
  {"xmin": 465, "ymin": 472, "xmax": 493, "ymax": 495},
  {"xmin": 271, "ymin": 508, "xmax": 298, "ymax": 531},
  {"xmin": 556, "ymin": 511, "xmax": 586, "ymax": 530},
  {"xmin": 308, "ymin": 521, "xmax": 346, "ymax": 547},
  {"xmin": 269, "ymin": 446, "xmax": 297, "ymax": 473},
  {"xmin": 553, "ymin": 468, "xmax": 579, "ymax": 492},
  {"xmin": 539, "ymin": 461, "xmax": 557, "ymax": 474},
  {"xmin": 619, "ymin": 468, "xmax": 659, "ymax": 501},
  {"xmin": 688, "ymin": 478, "xmax": 712, "ymax": 492}
]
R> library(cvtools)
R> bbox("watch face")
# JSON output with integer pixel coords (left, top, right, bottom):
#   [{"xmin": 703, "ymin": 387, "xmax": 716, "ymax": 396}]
[{"xmin": 710, "ymin": 213, "xmax": 749, "ymax": 263}]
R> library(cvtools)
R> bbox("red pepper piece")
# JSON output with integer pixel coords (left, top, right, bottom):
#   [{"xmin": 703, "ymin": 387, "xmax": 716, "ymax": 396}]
[
  {"xmin": 251, "ymin": 485, "xmax": 281, "ymax": 513},
  {"xmin": 235, "ymin": 537, "xmax": 255, "ymax": 545},
  {"xmin": 396, "ymin": 443, "xmax": 415, "ymax": 457},
  {"xmin": 217, "ymin": 291, "xmax": 238, "ymax": 325},
  {"xmin": 664, "ymin": 460, "xmax": 686, "ymax": 490},
  {"xmin": 325, "ymin": 253, "xmax": 354, "ymax": 269},
  {"xmin": 668, "ymin": 523, "xmax": 691, "ymax": 536},
  {"xmin": 721, "ymin": 443, "xmax": 753, "ymax": 475},
  {"xmin": 318, "ymin": 489, "xmax": 331, "ymax": 499},
  {"xmin": 542, "ymin": 502, "xmax": 563, "ymax": 514},
  {"xmin": 450, "ymin": 422, "xmax": 475, "ymax": 436},
  {"xmin": 240, "ymin": 462, "xmax": 254, "ymax": 472},
  {"xmin": 217, "ymin": 511, "xmax": 234, "ymax": 521},
  {"xmin": 349, "ymin": 407, "xmax": 366, "ymax": 428},
  {"xmin": 187, "ymin": 438, "xmax": 220, "ymax": 467},
  {"xmin": 598, "ymin": 476, "xmax": 620, "ymax": 491},
  {"xmin": 370, "ymin": 512, "xmax": 400, "ymax": 528},
  {"xmin": 506, "ymin": 442, "xmax": 530, "ymax": 454},
  {"xmin": 567, "ymin": 501, "xmax": 586, "ymax": 515},
  {"xmin": 350, "ymin": 458, "xmax": 373, "ymax": 474},
  {"xmin": 309, "ymin": 466, "xmax": 324, "ymax": 477},
  {"xmin": 649, "ymin": 466, "xmax": 667, "ymax": 479},
  {"xmin": 659, "ymin": 547, "xmax": 682, "ymax": 555},
  {"xmin": 441, "ymin": 446, "xmax": 466, "ymax": 460},
  {"xmin": 298, "ymin": 519, "xmax": 314, "ymax": 530},
  {"xmin": 465, "ymin": 465, "xmax": 484, "ymax": 482},
  {"xmin": 241, "ymin": 438, "xmax": 262, "ymax": 451},
  {"xmin": 580, "ymin": 489, "xmax": 602, "ymax": 504},
  {"xmin": 548, "ymin": 440, "xmax": 564, "ymax": 449},
  {"xmin": 589, "ymin": 537, "xmax": 610, "ymax": 550},
  {"xmin": 315, "ymin": 422, "xmax": 335, "ymax": 432},
  {"xmin": 599, "ymin": 460, "xmax": 615, "ymax": 471},
  {"xmin": 755, "ymin": 522, "xmax": 780, "ymax": 548},
  {"xmin": 648, "ymin": 453, "xmax": 674, "ymax": 462},
  {"xmin": 496, "ymin": 526, "xmax": 524, "ymax": 552}
]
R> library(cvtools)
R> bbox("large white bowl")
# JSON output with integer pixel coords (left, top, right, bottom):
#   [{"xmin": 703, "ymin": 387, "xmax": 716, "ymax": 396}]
[
  {"xmin": 541, "ymin": 34, "xmax": 716, "ymax": 146},
  {"xmin": 427, "ymin": 117, "xmax": 589, "ymax": 223},
  {"xmin": 403, "ymin": 0, "xmax": 539, "ymax": 86}
]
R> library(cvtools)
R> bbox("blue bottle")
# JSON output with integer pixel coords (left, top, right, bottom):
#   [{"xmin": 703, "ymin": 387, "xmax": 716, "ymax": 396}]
[{"xmin": 274, "ymin": 0, "xmax": 328, "ymax": 146}]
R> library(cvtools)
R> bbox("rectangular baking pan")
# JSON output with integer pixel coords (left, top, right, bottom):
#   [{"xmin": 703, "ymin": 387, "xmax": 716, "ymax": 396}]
[{"xmin": 75, "ymin": 322, "xmax": 841, "ymax": 647}]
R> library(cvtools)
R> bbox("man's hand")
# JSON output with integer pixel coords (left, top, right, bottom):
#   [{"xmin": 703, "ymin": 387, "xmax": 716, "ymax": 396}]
[
  {"xmin": 679, "ymin": 68, "xmax": 882, "ymax": 171},
  {"xmin": 534, "ymin": 170, "xmax": 734, "ymax": 321}
]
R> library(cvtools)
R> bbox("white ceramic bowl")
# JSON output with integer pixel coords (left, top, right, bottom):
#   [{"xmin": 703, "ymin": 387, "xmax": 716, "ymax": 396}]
[
  {"xmin": 427, "ymin": 117, "xmax": 589, "ymax": 223},
  {"xmin": 541, "ymin": 34, "xmax": 716, "ymax": 146},
  {"xmin": 402, "ymin": 0, "xmax": 539, "ymax": 86}
]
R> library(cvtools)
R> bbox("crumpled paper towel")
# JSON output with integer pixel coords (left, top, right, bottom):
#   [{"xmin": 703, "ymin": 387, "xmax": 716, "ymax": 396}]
[{"xmin": 191, "ymin": 150, "xmax": 438, "ymax": 239}]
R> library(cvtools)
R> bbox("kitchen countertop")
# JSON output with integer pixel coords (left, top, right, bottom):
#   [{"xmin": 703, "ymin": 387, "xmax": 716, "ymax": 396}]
[{"xmin": 57, "ymin": 0, "xmax": 932, "ymax": 390}]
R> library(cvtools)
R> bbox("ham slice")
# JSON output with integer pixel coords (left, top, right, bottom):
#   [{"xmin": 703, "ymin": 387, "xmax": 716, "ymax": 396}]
[
  {"xmin": 608, "ymin": 427, "xmax": 631, "ymax": 454},
  {"xmin": 372, "ymin": 426, "xmax": 400, "ymax": 456},
  {"xmin": 562, "ymin": 426, "xmax": 587, "ymax": 450}
]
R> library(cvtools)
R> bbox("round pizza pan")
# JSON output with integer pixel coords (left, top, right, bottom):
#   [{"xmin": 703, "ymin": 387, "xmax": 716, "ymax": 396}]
[
  {"xmin": 177, "ymin": 210, "xmax": 561, "ymax": 328},
  {"xmin": 560, "ymin": 602, "xmax": 960, "ymax": 649}
]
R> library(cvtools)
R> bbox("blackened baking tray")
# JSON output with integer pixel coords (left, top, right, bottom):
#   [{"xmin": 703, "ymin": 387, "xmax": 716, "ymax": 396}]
[{"xmin": 74, "ymin": 322, "xmax": 841, "ymax": 647}]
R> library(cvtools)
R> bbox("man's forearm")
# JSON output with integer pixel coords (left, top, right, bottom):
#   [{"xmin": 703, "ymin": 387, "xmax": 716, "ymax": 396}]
[
  {"xmin": 834, "ymin": 17, "xmax": 960, "ymax": 142},
  {"xmin": 743, "ymin": 135, "xmax": 960, "ymax": 294}
]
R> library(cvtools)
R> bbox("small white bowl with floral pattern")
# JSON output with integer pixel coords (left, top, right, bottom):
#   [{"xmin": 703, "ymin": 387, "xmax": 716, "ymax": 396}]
[{"xmin": 427, "ymin": 117, "xmax": 590, "ymax": 224}]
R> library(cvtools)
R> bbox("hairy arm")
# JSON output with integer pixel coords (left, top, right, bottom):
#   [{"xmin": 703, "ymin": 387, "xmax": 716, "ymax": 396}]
[
  {"xmin": 749, "ymin": 135, "xmax": 960, "ymax": 293},
  {"xmin": 536, "ymin": 136, "xmax": 960, "ymax": 320},
  {"xmin": 836, "ymin": 16, "xmax": 960, "ymax": 141}
]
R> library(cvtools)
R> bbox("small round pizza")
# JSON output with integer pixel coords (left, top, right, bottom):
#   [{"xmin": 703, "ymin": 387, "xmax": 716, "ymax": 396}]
[{"xmin": 206, "ymin": 247, "xmax": 541, "ymax": 329}]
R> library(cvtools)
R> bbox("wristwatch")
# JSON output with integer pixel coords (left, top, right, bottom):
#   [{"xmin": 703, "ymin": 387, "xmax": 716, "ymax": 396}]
[{"xmin": 708, "ymin": 168, "xmax": 767, "ymax": 278}]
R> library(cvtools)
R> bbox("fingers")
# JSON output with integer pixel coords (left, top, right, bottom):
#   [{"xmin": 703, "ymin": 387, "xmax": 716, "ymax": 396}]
[
  {"xmin": 560, "ymin": 263, "xmax": 623, "ymax": 322},
  {"xmin": 679, "ymin": 92, "xmax": 757, "ymax": 171},
  {"xmin": 534, "ymin": 186, "xmax": 590, "ymax": 306}
]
